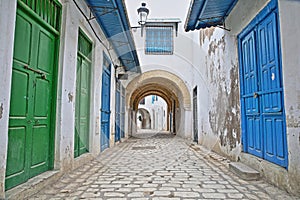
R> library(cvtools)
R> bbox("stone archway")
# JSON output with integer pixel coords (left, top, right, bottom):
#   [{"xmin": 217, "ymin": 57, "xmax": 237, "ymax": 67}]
[
  {"xmin": 126, "ymin": 70, "xmax": 192, "ymax": 138},
  {"xmin": 137, "ymin": 108, "xmax": 151, "ymax": 129}
]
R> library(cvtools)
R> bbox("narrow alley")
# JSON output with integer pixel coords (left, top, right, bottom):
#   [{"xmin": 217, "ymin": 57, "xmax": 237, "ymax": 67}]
[
  {"xmin": 1, "ymin": 0, "xmax": 300, "ymax": 199},
  {"xmin": 18, "ymin": 132, "xmax": 297, "ymax": 200}
]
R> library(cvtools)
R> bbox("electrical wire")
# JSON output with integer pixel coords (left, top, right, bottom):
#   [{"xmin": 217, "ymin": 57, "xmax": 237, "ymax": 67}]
[{"xmin": 72, "ymin": 0, "xmax": 117, "ymax": 67}]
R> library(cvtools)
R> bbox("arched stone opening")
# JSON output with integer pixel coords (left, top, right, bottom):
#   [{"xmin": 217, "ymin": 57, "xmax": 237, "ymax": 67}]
[
  {"xmin": 126, "ymin": 70, "xmax": 192, "ymax": 138},
  {"xmin": 137, "ymin": 108, "xmax": 151, "ymax": 129}
]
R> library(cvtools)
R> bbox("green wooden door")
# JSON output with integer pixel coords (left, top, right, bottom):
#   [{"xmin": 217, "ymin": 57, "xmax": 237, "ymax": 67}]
[
  {"xmin": 6, "ymin": 2, "xmax": 60, "ymax": 190},
  {"xmin": 74, "ymin": 31, "xmax": 92, "ymax": 158}
]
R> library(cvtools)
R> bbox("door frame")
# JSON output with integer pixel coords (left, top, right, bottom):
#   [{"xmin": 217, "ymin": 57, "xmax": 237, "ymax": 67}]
[
  {"xmin": 193, "ymin": 86, "xmax": 198, "ymax": 143},
  {"xmin": 238, "ymin": 0, "xmax": 288, "ymax": 168},
  {"xmin": 74, "ymin": 29, "xmax": 92, "ymax": 157},
  {"xmin": 100, "ymin": 53, "xmax": 111, "ymax": 151},
  {"xmin": 6, "ymin": 0, "xmax": 61, "ymax": 190},
  {"xmin": 115, "ymin": 81, "xmax": 121, "ymax": 142}
]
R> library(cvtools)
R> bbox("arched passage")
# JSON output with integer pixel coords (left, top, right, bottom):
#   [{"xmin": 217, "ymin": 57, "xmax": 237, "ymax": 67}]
[
  {"xmin": 126, "ymin": 70, "xmax": 192, "ymax": 138},
  {"xmin": 137, "ymin": 108, "xmax": 151, "ymax": 129}
]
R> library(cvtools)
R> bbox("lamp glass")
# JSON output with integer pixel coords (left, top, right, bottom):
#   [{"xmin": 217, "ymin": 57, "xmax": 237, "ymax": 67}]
[{"xmin": 137, "ymin": 3, "xmax": 149, "ymax": 25}]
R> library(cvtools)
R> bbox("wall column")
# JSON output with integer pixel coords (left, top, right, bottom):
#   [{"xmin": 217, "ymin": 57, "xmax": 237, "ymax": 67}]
[{"xmin": 0, "ymin": 0, "xmax": 17, "ymax": 198}]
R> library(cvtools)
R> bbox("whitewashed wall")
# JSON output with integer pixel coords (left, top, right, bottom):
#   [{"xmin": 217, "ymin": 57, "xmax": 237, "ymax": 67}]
[
  {"xmin": 56, "ymin": 0, "xmax": 120, "ymax": 170},
  {"xmin": 0, "ymin": 1, "xmax": 17, "ymax": 198},
  {"xmin": 0, "ymin": 0, "xmax": 122, "ymax": 197}
]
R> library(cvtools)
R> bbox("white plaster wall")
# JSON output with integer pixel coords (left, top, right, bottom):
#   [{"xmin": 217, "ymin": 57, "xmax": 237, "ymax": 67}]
[
  {"xmin": 138, "ymin": 95, "xmax": 167, "ymax": 131},
  {"xmin": 124, "ymin": 0, "xmax": 199, "ymax": 139},
  {"xmin": 278, "ymin": 0, "xmax": 300, "ymax": 194},
  {"xmin": 0, "ymin": 1, "xmax": 17, "ymax": 198},
  {"xmin": 55, "ymin": 0, "xmax": 119, "ymax": 170}
]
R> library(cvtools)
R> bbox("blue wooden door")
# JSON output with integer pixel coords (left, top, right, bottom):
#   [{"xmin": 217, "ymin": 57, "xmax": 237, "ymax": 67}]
[
  {"xmin": 100, "ymin": 57, "xmax": 111, "ymax": 151},
  {"xmin": 240, "ymin": 10, "xmax": 288, "ymax": 168},
  {"xmin": 258, "ymin": 13, "xmax": 287, "ymax": 167},
  {"xmin": 121, "ymin": 86, "xmax": 125, "ymax": 138},
  {"xmin": 115, "ymin": 82, "xmax": 121, "ymax": 142},
  {"xmin": 241, "ymin": 30, "xmax": 262, "ymax": 158}
]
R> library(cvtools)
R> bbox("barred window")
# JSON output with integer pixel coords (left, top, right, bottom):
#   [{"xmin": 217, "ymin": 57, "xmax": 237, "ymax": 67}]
[{"xmin": 145, "ymin": 26, "xmax": 173, "ymax": 55}]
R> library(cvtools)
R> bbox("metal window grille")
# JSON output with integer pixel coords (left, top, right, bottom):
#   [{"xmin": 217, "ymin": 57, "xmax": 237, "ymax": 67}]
[{"xmin": 145, "ymin": 26, "xmax": 173, "ymax": 55}]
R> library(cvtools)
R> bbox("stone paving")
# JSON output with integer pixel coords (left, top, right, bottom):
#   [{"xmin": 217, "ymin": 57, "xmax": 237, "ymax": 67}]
[{"xmin": 27, "ymin": 132, "xmax": 299, "ymax": 200}]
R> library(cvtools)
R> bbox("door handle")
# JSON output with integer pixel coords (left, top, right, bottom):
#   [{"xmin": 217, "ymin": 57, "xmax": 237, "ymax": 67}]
[
  {"xmin": 24, "ymin": 65, "xmax": 46, "ymax": 80},
  {"xmin": 253, "ymin": 92, "xmax": 258, "ymax": 98}
]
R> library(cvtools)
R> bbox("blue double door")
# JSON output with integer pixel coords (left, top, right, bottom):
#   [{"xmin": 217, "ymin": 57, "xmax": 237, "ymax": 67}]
[
  {"xmin": 239, "ymin": 9, "xmax": 288, "ymax": 167},
  {"xmin": 115, "ymin": 83, "xmax": 125, "ymax": 142},
  {"xmin": 100, "ymin": 57, "xmax": 111, "ymax": 151}
]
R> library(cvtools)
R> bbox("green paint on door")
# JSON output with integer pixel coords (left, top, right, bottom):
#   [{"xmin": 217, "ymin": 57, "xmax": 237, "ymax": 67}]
[
  {"xmin": 6, "ymin": 1, "xmax": 61, "ymax": 190},
  {"xmin": 74, "ymin": 30, "xmax": 92, "ymax": 158}
]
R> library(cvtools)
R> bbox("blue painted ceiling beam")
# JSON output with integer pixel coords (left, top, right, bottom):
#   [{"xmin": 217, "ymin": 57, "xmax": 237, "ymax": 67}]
[{"xmin": 185, "ymin": 0, "xmax": 238, "ymax": 31}]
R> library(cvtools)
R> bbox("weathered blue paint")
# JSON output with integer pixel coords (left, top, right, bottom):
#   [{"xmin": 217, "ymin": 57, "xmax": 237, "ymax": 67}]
[
  {"xmin": 85, "ymin": 0, "xmax": 140, "ymax": 72},
  {"xmin": 238, "ymin": 0, "xmax": 288, "ymax": 168},
  {"xmin": 184, "ymin": 0, "xmax": 238, "ymax": 31},
  {"xmin": 100, "ymin": 54, "xmax": 111, "ymax": 151},
  {"xmin": 115, "ymin": 83, "xmax": 121, "ymax": 142},
  {"xmin": 121, "ymin": 86, "xmax": 125, "ymax": 138}
]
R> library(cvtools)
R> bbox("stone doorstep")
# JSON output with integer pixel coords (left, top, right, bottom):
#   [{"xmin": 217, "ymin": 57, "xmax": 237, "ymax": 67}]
[
  {"xmin": 229, "ymin": 162, "xmax": 260, "ymax": 181},
  {"xmin": 5, "ymin": 170, "xmax": 61, "ymax": 200}
]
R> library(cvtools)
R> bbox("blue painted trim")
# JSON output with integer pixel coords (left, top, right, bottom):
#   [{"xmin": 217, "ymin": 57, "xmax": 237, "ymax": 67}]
[
  {"xmin": 103, "ymin": 52, "xmax": 111, "ymax": 75},
  {"xmin": 272, "ymin": 0, "xmax": 288, "ymax": 169},
  {"xmin": 238, "ymin": 37, "xmax": 247, "ymax": 153},
  {"xmin": 225, "ymin": 0, "xmax": 238, "ymax": 16},
  {"xmin": 85, "ymin": 0, "xmax": 140, "ymax": 72},
  {"xmin": 238, "ymin": 0, "xmax": 277, "ymax": 40},
  {"xmin": 185, "ymin": 0, "xmax": 238, "ymax": 31}
]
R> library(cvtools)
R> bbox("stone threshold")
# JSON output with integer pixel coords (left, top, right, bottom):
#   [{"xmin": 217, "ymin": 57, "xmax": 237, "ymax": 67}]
[
  {"xmin": 5, "ymin": 170, "xmax": 62, "ymax": 200},
  {"xmin": 229, "ymin": 162, "xmax": 260, "ymax": 181}
]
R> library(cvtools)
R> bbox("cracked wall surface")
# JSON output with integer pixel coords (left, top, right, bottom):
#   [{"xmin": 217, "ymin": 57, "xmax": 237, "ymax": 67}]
[
  {"xmin": 195, "ymin": 0, "xmax": 300, "ymax": 195},
  {"xmin": 198, "ymin": 27, "xmax": 241, "ymax": 160}
]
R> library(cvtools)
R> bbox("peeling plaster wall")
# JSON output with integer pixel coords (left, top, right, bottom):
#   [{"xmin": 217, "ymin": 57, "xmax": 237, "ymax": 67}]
[
  {"xmin": 196, "ymin": 27, "xmax": 241, "ymax": 160},
  {"xmin": 195, "ymin": 0, "xmax": 270, "ymax": 160},
  {"xmin": 195, "ymin": 0, "xmax": 300, "ymax": 195}
]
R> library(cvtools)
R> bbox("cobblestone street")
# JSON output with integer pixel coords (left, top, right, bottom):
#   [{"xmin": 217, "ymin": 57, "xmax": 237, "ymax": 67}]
[{"xmin": 27, "ymin": 132, "xmax": 298, "ymax": 200}]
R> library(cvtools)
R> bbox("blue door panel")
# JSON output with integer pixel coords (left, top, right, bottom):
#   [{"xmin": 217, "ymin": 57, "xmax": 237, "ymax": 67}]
[
  {"xmin": 263, "ymin": 115, "xmax": 286, "ymax": 166},
  {"xmin": 115, "ymin": 89, "xmax": 121, "ymax": 142},
  {"xmin": 258, "ymin": 13, "xmax": 282, "ymax": 114},
  {"xmin": 239, "ymin": 8, "xmax": 288, "ymax": 168},
  {"xmin": 242, "ymin": 31, "xmax": 259, "ymax": 115},
  {"xmin": 121, "ymin": 87, "xmax": 125, "ymax": 138},
  {"xmin": 246, "ymin": 117, "xmax": 262, "ymax": 157},
  {"xmin": 100, "ymin": 59, "xmax": 111, "ymax": 151},
  {"xmin": 275, "ymin": 118, "xmax": 284, "ymax": 158},
  {"xmin": 264, "ymin": 118, "xmax": 274, "ymax": 155}
]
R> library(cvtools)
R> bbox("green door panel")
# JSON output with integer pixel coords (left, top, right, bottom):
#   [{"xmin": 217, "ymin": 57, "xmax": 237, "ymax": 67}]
[
  {"xmin": 37, "ymin": 30, "xmax": 55, "ymax": 73},
  {"xmin": 6, "ymin": 127, "xmax": 26, "ymax": 178},
  {"xmin": 9, "ymin": 68, "xmax": 30, "ymax": 117},
  {"xmin": 74, "ymin": 31, "xmax": 92, "ymax": 158},
  {"xmin": 30, "ymin": 125, "xmax": 49, "ymax": 177},
  {"xmin": 13, "ymin": 13, "xmax": 32, "ymax": 64},
  {"xmin": 34, "ymin": 78, "xmax": 50, "ymax": 116},
  {"xmin": 6, "ymin": 3, "xmax": 60, "ymax": 190}
]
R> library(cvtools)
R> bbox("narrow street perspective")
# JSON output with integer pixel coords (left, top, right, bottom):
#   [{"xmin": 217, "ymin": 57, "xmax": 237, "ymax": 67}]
[
  {"xmin": 24, "ymin": 132, "xmax": 297, "ymax": 199},
  {"xmin": 1, "ymin": 0, "xmax": 300, "ymax": 199}
]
